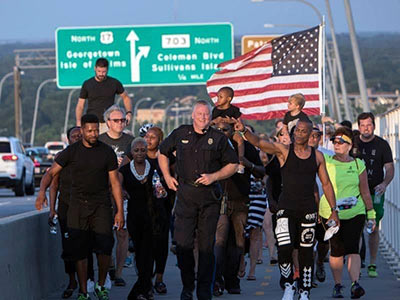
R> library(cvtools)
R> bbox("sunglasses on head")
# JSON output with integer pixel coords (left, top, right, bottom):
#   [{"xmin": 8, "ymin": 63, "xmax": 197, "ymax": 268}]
[
  {"xmin": 109, "ymin": 118, "xmax": 127, "ymax": 123},
  {"xmin": 216, "ymin": 127, "xmax": 230, "ymax": 132}
]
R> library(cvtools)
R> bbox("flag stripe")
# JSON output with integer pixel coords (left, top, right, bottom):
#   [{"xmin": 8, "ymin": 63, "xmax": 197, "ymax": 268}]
[
  {"xmin": 243, "ymin": 107, "xmax": 321, "ymax": 120},
  {"xmin": 218, "ymin": 45, "xmax": 272, "ymax": 68},
  {"xmin": 234, "ymin": 94, "xmax": 320, "ymax": 109}
]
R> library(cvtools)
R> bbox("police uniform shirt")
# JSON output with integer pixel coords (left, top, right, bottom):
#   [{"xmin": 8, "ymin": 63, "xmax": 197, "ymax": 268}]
[{"xmin": 159, "ymin": 125, "xmax": 238, "ymax": 182}]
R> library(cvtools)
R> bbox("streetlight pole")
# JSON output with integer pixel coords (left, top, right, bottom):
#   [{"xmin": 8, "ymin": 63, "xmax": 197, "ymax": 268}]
[
  {"xmin": 30, "ymin": 78, "xmax": 56, "ymax": 146},
  {"xmin": 132, "ymin": 97, "xmax": 151, "ymax": 135},
  {"xmin": 0, "ymin": 72, "xmax": 14, "ymax": 104},
  {"xmin": 150, "ymin": 100, "xmax": 166, "ymax": 123},
  {"xmin": 325, "ymin": 0, "xmax": 352, "ymax": 120},
  {"xmin": 64, "ymin": 89, "xmax": 78, "ymax": 135},
  {"xmin": 162, "ymin": 100, "xmax": 177, "ymax": 134},
  {"xmin": 343, "ymin": 0, "xmax": 369, "ymax": 112}
]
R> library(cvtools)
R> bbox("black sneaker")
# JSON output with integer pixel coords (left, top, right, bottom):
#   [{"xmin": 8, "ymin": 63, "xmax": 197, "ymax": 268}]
[
  {"xmin": 315, "ymin": 263, "xmax": 326, "ymax": 282},
  {"xmin": 351, "ymin": 281, "xmax": 365, "ymax": 299},
  {"xmin": 180, "ymin": 288, "xmax": 193, "ymax": 300},
  {"xmin": 213, "ymin": 282, "xmax": 224, "ymax": 297},
  {"xmin": 332, "ymin": 283, "xmax": 344, "ymax": 298}
]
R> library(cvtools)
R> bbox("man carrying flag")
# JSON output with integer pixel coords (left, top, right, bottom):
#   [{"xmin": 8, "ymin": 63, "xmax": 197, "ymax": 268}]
[{"xmin": 208, "ymin": 26, "xmax": 328, "ymax": 300}]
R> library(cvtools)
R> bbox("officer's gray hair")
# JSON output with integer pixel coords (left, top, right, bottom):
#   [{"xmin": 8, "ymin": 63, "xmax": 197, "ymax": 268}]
[
  {"xmin": 131, "ymin": 137, "xmax": 147, "ymax": 149},
  {"xmin": 192, "ymin": 100, "xmax": 212, "ymax": 116},
  {"xmin": 103, "ymin": 105, "xmax": 126, "ymax": 123}
]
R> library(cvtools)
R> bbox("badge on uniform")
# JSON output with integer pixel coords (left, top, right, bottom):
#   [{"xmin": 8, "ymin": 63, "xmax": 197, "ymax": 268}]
[
  {"xmin": 208, "ymin": 138, "xmax": 213, "ymax": 145},
  {"xmin": 181, "ymin": 139, "xmax": 189, "ymax": 144}
]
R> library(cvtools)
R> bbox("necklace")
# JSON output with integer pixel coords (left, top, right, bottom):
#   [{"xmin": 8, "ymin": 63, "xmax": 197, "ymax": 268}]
[{"xmin": 130, "ymin": 159, "xmax": 150, "ymax": 181}]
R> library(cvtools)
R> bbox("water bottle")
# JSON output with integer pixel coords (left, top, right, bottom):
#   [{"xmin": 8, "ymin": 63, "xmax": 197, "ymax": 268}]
[
  {"xmin": 49, "ymin": 215, "xmax": 58, "ymax": 235},
  {"xmin": 374, "ymin": 189, "xmax": 382, "ymax": 204},
  {"xmin": 152, "ymin": 170, "xmax": 167, "ymax": 199},
  {"xmin": 366, "ymin": 220, "xmax": 374, "ymax": 234},
  {"xmin": 237, "ymin": 164, "xmax": 245, "ymax": 174}
]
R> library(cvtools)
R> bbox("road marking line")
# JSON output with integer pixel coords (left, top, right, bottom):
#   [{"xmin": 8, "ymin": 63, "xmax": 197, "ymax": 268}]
[
  {"xmin": 265, "ymin": 268, "xmax": 272, "ymax": 273},
  {"xmin": 254, "ymin": 291, "xmax": 265, "ymax": 296},
  {"xmin": 261, "ymin": 282, "xmax": 269, "ymax": 286},
  {"xmin": 0, "ymin": 201, "xmax": 11, "ymax": 206},
  {"xmin": 264, "ymin": 275, "xmax": 271, "ymax": 279}
]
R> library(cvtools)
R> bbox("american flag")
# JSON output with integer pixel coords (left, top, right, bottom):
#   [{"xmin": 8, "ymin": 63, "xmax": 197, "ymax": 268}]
[{"xmin": 207, "ymin": 25, "xmax": 323, "ymax": 120}]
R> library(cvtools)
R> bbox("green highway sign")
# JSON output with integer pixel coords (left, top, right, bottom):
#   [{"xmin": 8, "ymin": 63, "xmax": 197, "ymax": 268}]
[{"xmin": 55, "ymin": 23, "xmax": 233, "ymax": 88}]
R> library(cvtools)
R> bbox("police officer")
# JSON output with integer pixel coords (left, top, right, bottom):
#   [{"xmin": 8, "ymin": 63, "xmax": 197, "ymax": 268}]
[{"xmin": 158, "ymin": 100, "xmax": 239, "ymax": 300}]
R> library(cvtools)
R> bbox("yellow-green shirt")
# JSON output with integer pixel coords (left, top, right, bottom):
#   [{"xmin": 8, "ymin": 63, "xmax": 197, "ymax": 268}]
[{"xmin": 319, "ymin": 154, "xmax": 366, "ymax": 220}]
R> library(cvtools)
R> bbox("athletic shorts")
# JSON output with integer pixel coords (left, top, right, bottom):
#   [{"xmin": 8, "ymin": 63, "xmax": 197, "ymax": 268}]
[
  {"xmin": 372, "ymin": 193, "xmax": 385, "ymax": 224},
  {"xmin": 65, "ymin": 199, "xmax": 114, "ymax": 261},
  {"xmin": 325, "ymin": 214, "xmax": 365, "ymax": 257}
]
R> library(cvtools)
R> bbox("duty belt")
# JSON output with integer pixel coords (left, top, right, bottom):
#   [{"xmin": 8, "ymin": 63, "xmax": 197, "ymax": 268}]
[{"xmin": 181, "ymin": 179, "xmax": 214, "ymax": 188}]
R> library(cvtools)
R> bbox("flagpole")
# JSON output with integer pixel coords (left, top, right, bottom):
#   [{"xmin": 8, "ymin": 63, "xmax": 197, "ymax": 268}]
[
  {"xmin": 321, "ymin": 17, "xmax": 327, "ymax": 144},
  {"xmin": 321, "ymin": 17, "xmax": 326, "ymax": 117}
]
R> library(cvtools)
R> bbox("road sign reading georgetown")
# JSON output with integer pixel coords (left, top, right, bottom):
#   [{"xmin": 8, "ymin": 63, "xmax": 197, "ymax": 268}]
[{"xmin": 55, "ymin": 23, "xmax": 233, "ymax": 88}]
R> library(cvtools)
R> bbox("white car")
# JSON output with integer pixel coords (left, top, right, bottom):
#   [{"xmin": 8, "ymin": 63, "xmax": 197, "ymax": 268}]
[
  {"xmin": 44, "ymin": 141, "xmax": 67, "ymax": 157},
  {"xmin": 0, "ymin": 137, "xmax": 35, "ymax": 196}
]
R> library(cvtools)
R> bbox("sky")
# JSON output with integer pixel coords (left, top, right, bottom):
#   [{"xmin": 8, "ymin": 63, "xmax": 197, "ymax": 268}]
[{"xmin": 1, "ymin": 0, "xmax": 399, "ymax": 42}]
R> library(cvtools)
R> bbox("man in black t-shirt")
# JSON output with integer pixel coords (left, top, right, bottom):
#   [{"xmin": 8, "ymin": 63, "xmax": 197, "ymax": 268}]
[
  {"xmin": 355, "ymin": 112, "xmax": 394, "ymax": 278},
  {"xmin": 35, "ymin": 114, "xmax": 124, "ymax": 300},
  {"xmin": 98, "ymin": 104, "xmax": 133, "ymax": 286},
  {"xmin": 76, "ymin": 58, "xmax": 133, "ymax": 134}
]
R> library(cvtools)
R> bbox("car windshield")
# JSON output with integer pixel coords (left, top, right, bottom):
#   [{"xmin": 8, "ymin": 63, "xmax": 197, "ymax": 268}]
[{"xmin": 0, "ymin": 142, "xmax": 11, "ymax": 153}]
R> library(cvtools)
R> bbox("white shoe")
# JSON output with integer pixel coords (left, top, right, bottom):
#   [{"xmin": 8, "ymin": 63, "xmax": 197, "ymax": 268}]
[
  {"xmin": 104, "ymin": 273, "xmax": 112, "ymax": 290},
  {"xmin": 282, "ymin": 282, "xmax": 296, "ymax": 300},
  {"xmin": 298, "ymin": 289, "xmax": 309, "ymax": 300},
  {"xmin": 87, "ymin": 279, "xmax": 95, "ymax": 293}
]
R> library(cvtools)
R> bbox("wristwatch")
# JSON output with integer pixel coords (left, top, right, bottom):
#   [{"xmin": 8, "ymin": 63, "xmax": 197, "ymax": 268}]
[{"xmin": 331, "ymin": 205, "xmax": 339, "ymax": 212}]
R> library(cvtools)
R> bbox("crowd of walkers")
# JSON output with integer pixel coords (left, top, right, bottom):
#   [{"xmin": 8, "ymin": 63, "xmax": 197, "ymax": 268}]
[{"xmin": 35, "ymin": 58, "xmax": 394, "ymax": 300}]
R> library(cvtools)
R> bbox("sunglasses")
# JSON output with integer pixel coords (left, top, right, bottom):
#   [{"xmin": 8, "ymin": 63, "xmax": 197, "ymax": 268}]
[
  {"xmin": 109, "ymin": 118, "xmax": 127, "ymax": 124},
  {"xmin": 333, "ymin": 139, "xmax": 350, "ymax": 145}
]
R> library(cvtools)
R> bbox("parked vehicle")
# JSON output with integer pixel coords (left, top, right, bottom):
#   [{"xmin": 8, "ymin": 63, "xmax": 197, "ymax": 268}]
[
  {"xmin": 44, "ymin": 141, "xmax": 67, "ymax": 158},
  {"xmin": 0, "ymin": 137, "xmax": 35, "ymax": 196},
  {"xmin": 26, "ymin": 147, "xmax": 52, "ymax": 186}
]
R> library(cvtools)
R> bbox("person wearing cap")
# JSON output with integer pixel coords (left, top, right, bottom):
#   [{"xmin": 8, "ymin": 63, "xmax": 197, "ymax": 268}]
[{"xmin": 319, "ymin": 126, "xmax": 376, "ymax": 299}]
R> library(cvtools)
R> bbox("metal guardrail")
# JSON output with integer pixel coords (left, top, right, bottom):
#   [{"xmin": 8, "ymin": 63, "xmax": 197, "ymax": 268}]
[{"xmin": 374, "ymin": 106, "xmax": 400, "ymax": 277}]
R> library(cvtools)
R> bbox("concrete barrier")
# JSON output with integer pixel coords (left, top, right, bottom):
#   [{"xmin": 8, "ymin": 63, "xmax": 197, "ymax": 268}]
[{"xmin": 0, "ymin": 209, "xmax": 66, "ymax": 300}]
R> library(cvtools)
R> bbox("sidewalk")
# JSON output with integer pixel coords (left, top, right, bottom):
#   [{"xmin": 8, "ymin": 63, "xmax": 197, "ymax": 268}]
[{"xmin": 47, "ymin": 246, "xmax": 399, "ymax": 299}]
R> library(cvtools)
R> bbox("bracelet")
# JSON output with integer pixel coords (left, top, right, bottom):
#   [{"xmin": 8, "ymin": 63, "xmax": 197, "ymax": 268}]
[
  {"xmin": 331, "ymin": 205, "xmax": 339, "ymax": 212},
  {"xmin": 126, "ymin": 111, "xmax": 133, "ymax": 115},
  {"xmin": 367, "ymin": 209, "xmax": 376, "ymax": 220},
  {"xmin": 239, "ymin": 127, "xmax": 248, "ymax": 137}
]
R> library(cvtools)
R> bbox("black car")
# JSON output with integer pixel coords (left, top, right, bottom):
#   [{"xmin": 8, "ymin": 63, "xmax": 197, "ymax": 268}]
[{"xmin": 26, "ymin": 147, "xmax": 52, "ymax": 186}]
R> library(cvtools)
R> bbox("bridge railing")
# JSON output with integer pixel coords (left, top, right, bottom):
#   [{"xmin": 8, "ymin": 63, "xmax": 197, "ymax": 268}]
[{"xmin": 374, "ymin": 106, "xmax": 400, "ymax": 276}]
